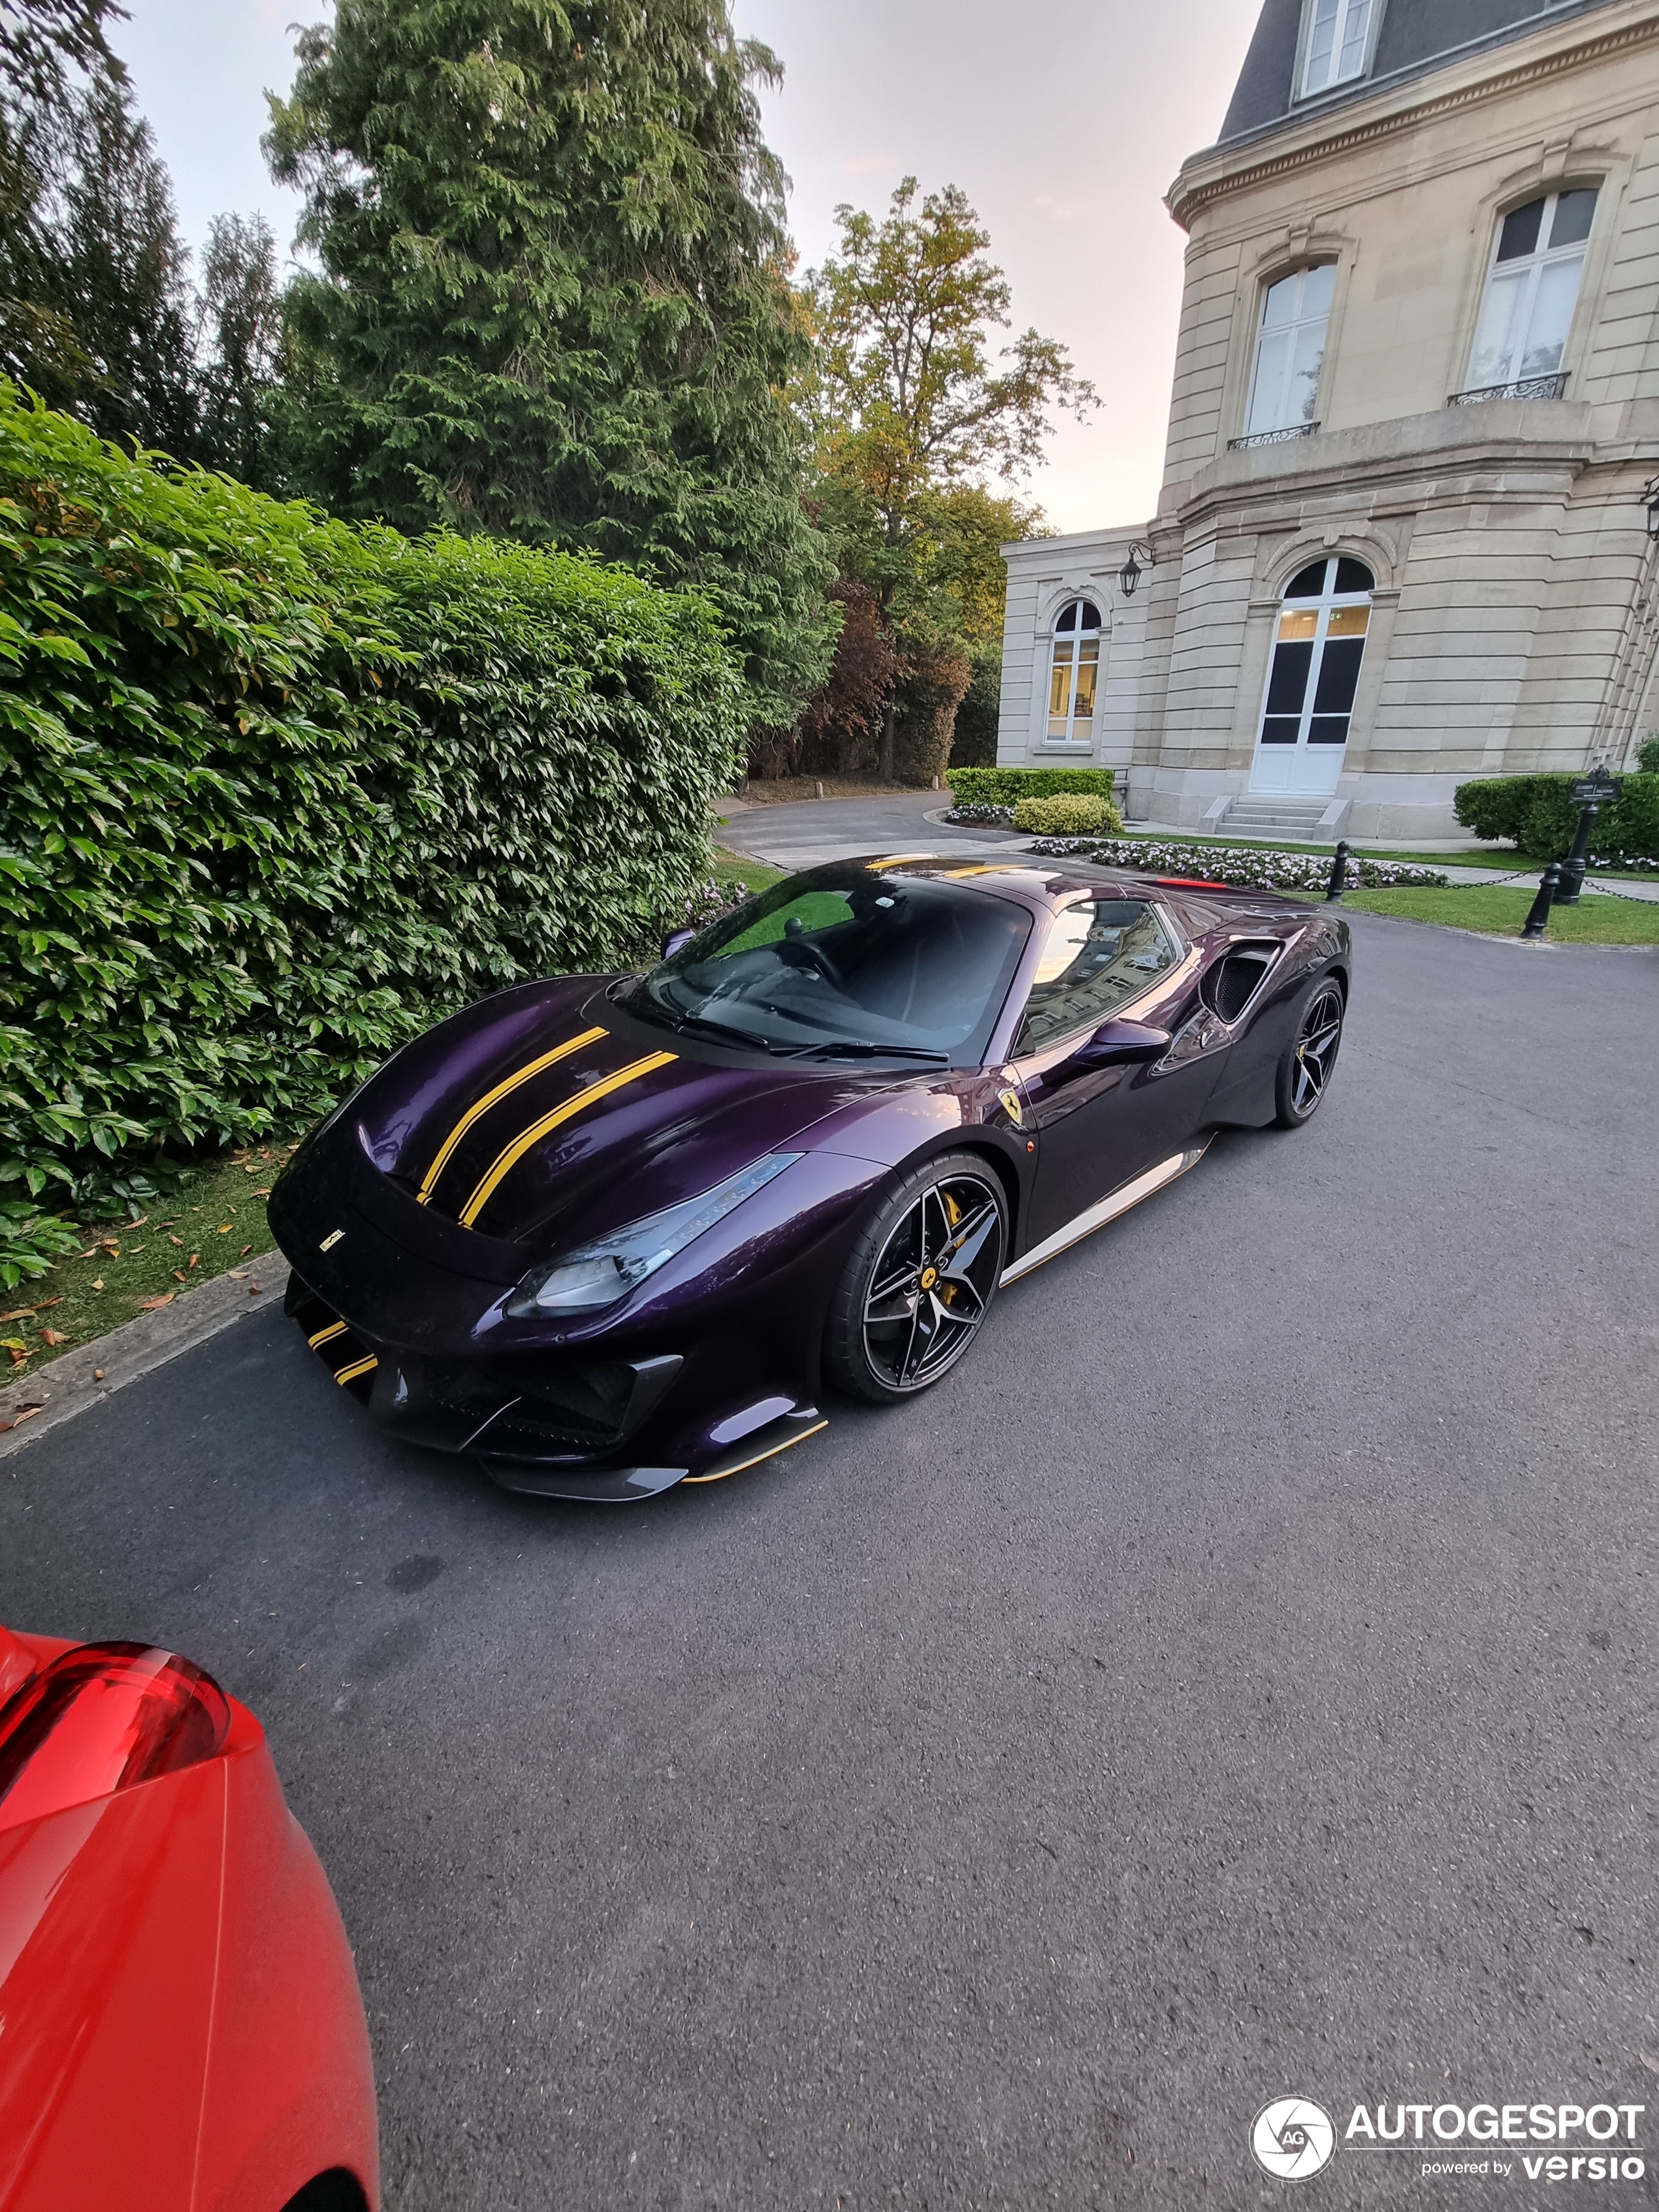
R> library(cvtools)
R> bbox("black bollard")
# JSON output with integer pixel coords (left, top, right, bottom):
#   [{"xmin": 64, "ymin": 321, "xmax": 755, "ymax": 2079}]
[
  {"xmin": 1521, "ymin": 861, "xmax": 1560, "ymax": 940},
  {"xmin": 1324, "ymin": 839, "xmax": 1349, "ymax": 903}
]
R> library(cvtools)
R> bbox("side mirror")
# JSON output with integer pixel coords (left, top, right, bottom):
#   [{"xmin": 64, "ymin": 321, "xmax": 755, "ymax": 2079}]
[
  {"xmin": 661, "ymin": 928, "xmax": 695, "ymax": 959},
  {"xmin": 1076, "ymin": 1017, "xmax": 1171, "ymax": 1068}
]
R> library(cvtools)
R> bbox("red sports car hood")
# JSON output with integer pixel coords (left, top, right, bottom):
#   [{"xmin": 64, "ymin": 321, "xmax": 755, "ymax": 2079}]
[{"xmin": 355, "ymin": 977, "xmax": 890, "ymax": 1249}]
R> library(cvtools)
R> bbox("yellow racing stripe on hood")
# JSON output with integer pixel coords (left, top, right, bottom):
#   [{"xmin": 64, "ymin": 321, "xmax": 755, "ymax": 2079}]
[
  {"xmin": 458, "ymin": 1051, "xmax": 677, "ymax": 1230},
  {"xmin": 416, "ymin": 1025, "xmax": 608, "ymax": 1204}
]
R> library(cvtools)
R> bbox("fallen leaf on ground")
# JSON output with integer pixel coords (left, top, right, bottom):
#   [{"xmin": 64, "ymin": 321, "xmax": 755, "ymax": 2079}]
[
  {"xmin": 0, "ymin": 1309, "xmax": 35, "ymax": 1322},
  {"xmin": 136, "ymin": 1292, "xmax": 175, "ymax": 1311},
  {"xmin": 217, "ymin": 1223, "xmax": 232, "ymax": 1234},
  {"xmin": 90, "ymin": 1277, "xmax": 104, "ymax": 1290},
  {"xmin": 39, "ymin": 1297, "xmax": 62, "ymax": 1308},
  {"xmin": 12, "ymin": 1403, "xmax": 40, "ymax": 1420},
  {"xmin": 125, "ymin": 1215, "xmax": 148, "ymax": 1230},
  {"xmin": 252, "ymin": 1188, "xmax": 270, "ymax": 1197},
  {"xmin": 248, "ymin": 1283, "xmax": 261, "ymax": 1295},
  {"xmin": 93, "ymin": 1368, "xmax": 105, "ymax": 1381},
  {"xmin": 7, "ymin": 1349, "xmax": 27, "ymax": 1368},
  {"xmin": 168, "ymin": 1234, "xmax": 183, "ymax": 1245},
  {"xmin": 98, "ymin": 1240, "xmax": 120, "ymax": 1257},
  {"xmin": 40, "ymin": 1328, "xmax": 67, "ymax": 1345},
  {"xmin": 240, "ymin": 1244, "xmax": 252, "ymax": 1257},
  {"xmin": 172, "ymin": 1270, "xmax": 185, "ymax": 1281},
  {"xmin": 188, "ymin": 1253, "xmax": 200, "ymax": 1268}
]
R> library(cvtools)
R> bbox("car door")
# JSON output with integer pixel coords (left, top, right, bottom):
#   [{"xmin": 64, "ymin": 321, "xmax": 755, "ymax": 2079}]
[{"xmin": 1008, "ymin": 895, "xmax": 1219, "ymax": 1248}]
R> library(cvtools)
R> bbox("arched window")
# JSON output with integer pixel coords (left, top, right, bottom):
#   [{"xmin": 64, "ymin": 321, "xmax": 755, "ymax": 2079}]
[
  {"xmin": 1046, "ymin": 599, "xmax": 1101, "ymax": 748},
  {"xmin": 1252, "ymin": 557, "xmax": 1373, "ymax": 794},
  {"xmin": 1244, "ymin": 264, "xmax": 1334, "ymax": 439},
  {"xmin": 1464, "ymin": 188, "xmax": 1597, "ymax": 398}
]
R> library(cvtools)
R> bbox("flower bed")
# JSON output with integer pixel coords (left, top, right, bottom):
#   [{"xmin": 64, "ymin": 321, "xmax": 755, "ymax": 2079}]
[
  {"xmin": 1025, "ymin": 837, "xmax": 1448, "ymax": 891},
  {"xmin": 940, "ymin": 803, "xmax": 1016, "ymax": 826}
]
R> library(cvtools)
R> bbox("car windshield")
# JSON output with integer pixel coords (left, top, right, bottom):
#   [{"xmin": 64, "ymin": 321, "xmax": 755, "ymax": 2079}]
[{"xmin": 624, "ymin": 866, "xmax": 1033, "ymax": 1065}]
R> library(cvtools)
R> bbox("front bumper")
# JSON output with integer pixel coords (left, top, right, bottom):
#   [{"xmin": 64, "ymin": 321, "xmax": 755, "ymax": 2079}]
[
  {"xmin": 272, "ymin": 1117, "xmax": 881, "ymax": 1500},
  {"xmin": 283, "ymin": 1268, "xmax": 832, "ymax": 1504}
]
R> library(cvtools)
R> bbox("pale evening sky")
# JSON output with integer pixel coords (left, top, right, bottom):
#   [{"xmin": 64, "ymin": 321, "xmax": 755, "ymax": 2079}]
[{"xmin": 109, "ymin": 0, "xmax": 1261, "ymax": 535}]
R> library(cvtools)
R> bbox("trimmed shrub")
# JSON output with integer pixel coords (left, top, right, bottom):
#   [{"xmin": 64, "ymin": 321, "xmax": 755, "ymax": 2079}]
[
  {"xmin": 1012, "ymin": 792, "xmax": 1123, "ymax": 836},
  {"xmin": 0, "ymin": 388, "xmax": 744, "ymax": 1281},
  {"xmin": 1637, "ymin": 734, "xmax": 1659, "ymax": 774},
  {"xmin": 1454, "ymin": 771, "xmax": 1659, "ymax": 861},
  {"xmin": 946, "ymin": 765, "xmax": 1116, "ymax": 807}
]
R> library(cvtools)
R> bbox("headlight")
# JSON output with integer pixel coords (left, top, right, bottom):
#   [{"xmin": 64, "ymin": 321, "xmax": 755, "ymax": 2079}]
[{"xmin": 505, "ymin": 1153, "xmax": 803, "ymax": 1317}]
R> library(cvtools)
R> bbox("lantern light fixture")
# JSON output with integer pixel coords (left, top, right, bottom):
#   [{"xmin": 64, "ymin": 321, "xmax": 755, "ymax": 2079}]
[{"xmin": 1119, "ymin": 541, "xmax": 1155, "ymax": 596}]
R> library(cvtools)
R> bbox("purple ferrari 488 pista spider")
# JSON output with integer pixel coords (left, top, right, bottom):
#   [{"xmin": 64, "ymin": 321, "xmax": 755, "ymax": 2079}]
[{"xmin": 270, "ymin": 856, "xmax": 1349, "ymax": 1499}]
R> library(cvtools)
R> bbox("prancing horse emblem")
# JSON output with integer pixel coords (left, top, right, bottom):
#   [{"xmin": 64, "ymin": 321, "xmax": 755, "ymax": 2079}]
[
  {"xmin": 319, "ymin": 1228, "xmax": 345, "ymax": 1251},
  {"xmin": 999, "ymin": 1089, "xmax": 1023, "ymax": 1128}
]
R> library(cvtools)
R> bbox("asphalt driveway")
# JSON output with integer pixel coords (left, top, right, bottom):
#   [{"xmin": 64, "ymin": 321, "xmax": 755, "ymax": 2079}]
[{"xmin": 5, "ymin": 910, "xmax": 1656, "ymax": 2209}]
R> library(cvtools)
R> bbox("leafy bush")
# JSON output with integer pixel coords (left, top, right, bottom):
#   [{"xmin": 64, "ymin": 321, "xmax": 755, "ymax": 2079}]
[
  {"xmin": 1637, "ymin": 735, "xmax": 1659, "ymax": 775},
  {"xmin": 1012, "ymin": 792, "xmax": 1123, "ymax": 835},
  {"xmin": 0, "ymin": 388, "xmax": 744, "ymax": 1283},
  {"xmin": 946, "ymin": 765, "xmax": 1115, "ymax": 806},
  {"xmin": 1026, "ymin": 837, "xmax": 1446, "ymax": 892},
  {"xmin": 948, "ymin": 643, "xmax": 1001, "ymax": 769},
  {"xmin": 892, "ymin": 635, "xmax": 970, "ymax": 786},
  {"xmin": 1453, "ymin": 772, "xmax": 1659, "ymax": 861}
]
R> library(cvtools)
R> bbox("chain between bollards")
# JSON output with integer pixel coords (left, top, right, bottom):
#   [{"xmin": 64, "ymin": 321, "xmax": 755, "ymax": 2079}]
[
  {"xmin": 1324, "ymin": 840, "xmax": 1349, "ymax": 904},
  {"xmin": 1521, "ymin": 861, "xmax": 1560, "ymax": 941}
]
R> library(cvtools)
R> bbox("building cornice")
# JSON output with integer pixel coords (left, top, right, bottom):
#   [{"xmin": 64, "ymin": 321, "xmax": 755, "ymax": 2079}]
[{"xmin": 1167, "ymin": 0, "xmax": 1659, "ymax": 231}]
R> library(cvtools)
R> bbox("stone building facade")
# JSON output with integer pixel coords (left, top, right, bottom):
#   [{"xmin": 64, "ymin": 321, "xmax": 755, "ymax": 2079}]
[{"xmin": 997, "ymin": 0, "xmax": 1659, "ymax": 840}]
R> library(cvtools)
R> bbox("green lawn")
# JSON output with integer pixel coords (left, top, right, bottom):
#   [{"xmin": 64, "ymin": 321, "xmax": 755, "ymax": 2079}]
[
  {"xmin": 4, "ymin": 1146, "xmax": 291, "ymax": 1382},
  {"xmin": 1344, "ymin": 886, "xmax": 1659, "ymax": 943},
  {"xmin": 712, "ymin": 847, "xmax": 785, "ymax": 901}
]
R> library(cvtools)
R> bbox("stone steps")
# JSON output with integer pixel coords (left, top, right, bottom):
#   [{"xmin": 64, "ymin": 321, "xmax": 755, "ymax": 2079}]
[{"xmin": 1214, "ymin": 795, "xmax": 1340, "ymax": 841}]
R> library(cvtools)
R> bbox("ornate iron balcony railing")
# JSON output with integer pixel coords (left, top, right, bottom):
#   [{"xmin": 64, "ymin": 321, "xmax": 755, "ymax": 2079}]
[
  {"xmin": 1447, "ymin": 373, "xmax": 1569, "ymax": 406},
  {"xmin": 1228, "ymin": 421, "xmax": 1321, "ymax": 451}
]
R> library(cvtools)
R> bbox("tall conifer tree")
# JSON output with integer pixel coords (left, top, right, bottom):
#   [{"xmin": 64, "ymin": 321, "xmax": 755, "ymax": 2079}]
[{"xmin": 268, "ymin": 0, "xmax": 835, "ymax": 726}]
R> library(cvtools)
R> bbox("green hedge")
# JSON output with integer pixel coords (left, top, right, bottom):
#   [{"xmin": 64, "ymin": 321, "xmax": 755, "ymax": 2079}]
[
  {"xmin": 946, "ymin": 765, "xmax": 1116, "ymax": 805},
  {"xmin": 0, "ymin": 389, "xmax": 744, "ymax": 1281},
  {"xmin": 1453, "ymin": 771, "xmax": 1659, "ymax": 861}
]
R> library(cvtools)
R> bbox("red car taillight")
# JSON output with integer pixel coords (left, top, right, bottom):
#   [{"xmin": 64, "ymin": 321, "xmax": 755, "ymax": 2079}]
[{"xmin": 0, "ymin": 1641, "xmax": 231, "ymax": 1830}]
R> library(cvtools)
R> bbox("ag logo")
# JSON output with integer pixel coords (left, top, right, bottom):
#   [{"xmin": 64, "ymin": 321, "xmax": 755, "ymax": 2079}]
[{"xmin": 1251, "ymin": 2098, "xmax": 1335, "ymax": 2183}]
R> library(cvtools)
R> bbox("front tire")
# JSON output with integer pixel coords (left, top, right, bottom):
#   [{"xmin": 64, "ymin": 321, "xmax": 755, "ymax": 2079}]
[
  {"xmin": 824, "ymin": 1153, "xmax": 1008, "ymax": 1404},
  {"xmin": 1274, "ymin": 974, "xmax": 1345, "ymax": 1127}
]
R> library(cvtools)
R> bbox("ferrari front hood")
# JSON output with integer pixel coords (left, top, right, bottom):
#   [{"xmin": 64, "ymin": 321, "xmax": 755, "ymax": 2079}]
[{"xmin": 372, "ymin": 986, "xmax": 879, "ymax": 1249}]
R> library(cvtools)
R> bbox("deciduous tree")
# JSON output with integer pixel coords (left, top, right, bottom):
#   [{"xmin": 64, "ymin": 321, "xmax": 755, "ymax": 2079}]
[{"xmin": 803, "ymin": 179, "xmax": 1092, "ymax": 775}]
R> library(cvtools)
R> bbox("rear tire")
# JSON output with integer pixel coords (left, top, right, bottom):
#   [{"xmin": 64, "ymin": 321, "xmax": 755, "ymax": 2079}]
[
  {"xmin": 1274, "ymin": 975, "xmax": 1345, "ymax": 1127},
  {"xmin": 824, "ymin": 1152, "xmax": 1007, "ymax": 1404}
]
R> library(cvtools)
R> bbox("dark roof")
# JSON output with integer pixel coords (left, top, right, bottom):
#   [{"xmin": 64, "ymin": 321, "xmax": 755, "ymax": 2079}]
[{"xmin": 1217, "ymin": 0, "xmax": 1624, "ymax": 148}]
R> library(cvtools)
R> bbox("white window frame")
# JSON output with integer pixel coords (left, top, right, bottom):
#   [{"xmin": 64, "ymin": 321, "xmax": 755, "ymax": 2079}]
[
  {"xmin": 1464, "ymin": 187, "xmax": 1596, "ymax": 395},
  {"xmin": 1242, "ymin": 264, "xmax": 1335, "ymax": 439},
  {"xmin": 1042, "ymin": 599, "xmax": 1102, "ymax": 752},
  {"xmin": 1297, "ymin": 0, "xmax": 1377, "ymax": 98}
]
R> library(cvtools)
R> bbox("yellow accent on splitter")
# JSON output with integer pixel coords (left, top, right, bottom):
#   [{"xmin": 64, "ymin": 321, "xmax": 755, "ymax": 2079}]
[
  {"xmin": 307, "ymin": 1319, "xmax": 348, "ymax": 1350},
  {"xmin": 334, "ymin": 1354, "xmax": 379, "ymax": 1386},
  {"xmin": 415, "ymin": 1025, "xmax": 608, "ymax": 1204},
  {"xmin": 458, "ymin": 1051, "xmax": 677, "ymax": 1229}
]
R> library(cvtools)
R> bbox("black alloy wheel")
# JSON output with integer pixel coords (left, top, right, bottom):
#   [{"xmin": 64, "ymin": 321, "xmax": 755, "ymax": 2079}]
[
  {"xmin": 825, "ymin": 1153, "xmax": 1007, "ymax": 1403},
  {"xmin": 1275, "ymin": 976, "xmax": 1345, "ymax": 1127}
]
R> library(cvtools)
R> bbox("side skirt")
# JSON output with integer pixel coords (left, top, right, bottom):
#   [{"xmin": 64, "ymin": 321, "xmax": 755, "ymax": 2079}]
[{"xmin": 999, "ymin": 1138, "xmax": 1213, "ymax": 1289}]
